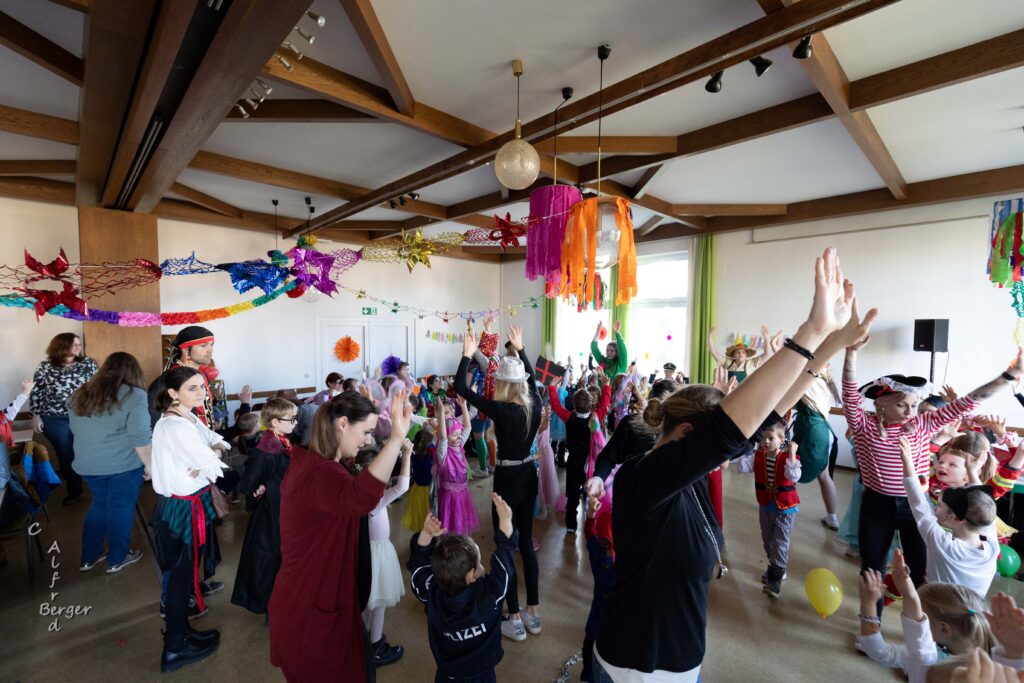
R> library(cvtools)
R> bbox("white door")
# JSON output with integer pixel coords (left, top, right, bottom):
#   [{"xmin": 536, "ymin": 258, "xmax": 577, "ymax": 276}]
[
  {"xmin": 368, "ymin": 320, "xmax": 414, "ymax": 375},
  {"xmin": 316, "ymin": 318, "xmax": 368, "ymax": 384}
]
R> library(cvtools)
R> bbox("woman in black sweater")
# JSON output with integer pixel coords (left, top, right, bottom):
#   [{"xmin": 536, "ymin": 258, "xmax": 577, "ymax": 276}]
[
  {"xmin": 455, "ymin": 325, "xmax": 543, "ymax": 642},
  {"xmin": 593, "ymin": 248, "xmax": 876, "ymax": 680}
]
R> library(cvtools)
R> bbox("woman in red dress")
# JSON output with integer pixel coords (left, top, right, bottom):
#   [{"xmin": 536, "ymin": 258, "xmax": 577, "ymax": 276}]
[{"xmin": 269, "ymin": 389, "xmax": 412, "ymax": 682}]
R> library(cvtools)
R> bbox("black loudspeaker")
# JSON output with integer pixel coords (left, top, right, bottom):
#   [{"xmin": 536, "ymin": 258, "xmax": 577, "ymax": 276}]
[{"xmin": 913, "ymin": 319, "xmax": 949, "ymax": 353}]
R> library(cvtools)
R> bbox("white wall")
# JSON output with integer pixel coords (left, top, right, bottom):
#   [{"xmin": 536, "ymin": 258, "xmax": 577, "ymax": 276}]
[
  {"xmin": 498, "ymin": 260, "xmax": 544, "ymax": 358},
  {"xmin": 0, "ymin": 197, "xmax": 500, "ymax": 404},
  {"xmin": 714, "ymin": 200, "xmax": 1018, "ymax": 466},
  {"xmin": 0, "ymin": 198, "xmax": 82, "ymax": 401}
]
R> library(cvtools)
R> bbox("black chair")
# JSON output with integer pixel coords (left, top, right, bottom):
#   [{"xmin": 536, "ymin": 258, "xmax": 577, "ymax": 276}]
[{"xmin": 0, "ymin": 486, "xmax": 46, "ymax": 586}]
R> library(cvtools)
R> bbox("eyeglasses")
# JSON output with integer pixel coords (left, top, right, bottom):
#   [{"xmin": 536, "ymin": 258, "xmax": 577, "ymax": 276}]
[{"xmin": 278, "ymin": 417, "xmax": 298, "ymax": 423}]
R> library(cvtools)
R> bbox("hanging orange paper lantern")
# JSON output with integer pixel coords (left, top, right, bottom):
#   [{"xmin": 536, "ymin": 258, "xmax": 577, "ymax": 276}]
[{"xmin": 334, "ymin": 336, "xmax": 360, "ymax": 363}]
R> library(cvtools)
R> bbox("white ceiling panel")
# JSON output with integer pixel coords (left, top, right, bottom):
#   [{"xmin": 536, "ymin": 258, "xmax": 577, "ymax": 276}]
[
  {"xmin": 867, "ymin": 67, "xmax": 1024, "ymax": 184},
  {"xmin": 825, "ymin": 0, "xmax": 1024, "ymax": 81},
  {"xmin": 375, "ymin": 0, "xmax": 767, "ymax": 133},
  {"xmin": 175, "ymin": 168, "xmax": 345, "ymax": 220},
  {"xmin": 202, "ymin": 121, "xmax": 462, "ymax": 188},
  {"xmin": 418, "ymin": 166, "xmax": 502, "ymax": 205},
  {"xmin": 0, "ymin": 131, "xmax": 77, "ymax": 159},
  {"xmin": 646, "ymin": 118, "xmax": 884, "ymax": 204},
  {"xmin": 294, "ymin": 0, "xmax": 384, "ymax": 87},
  {"xmin": 0, "ymin": 52, "xmax": 80, "ymax": 120},
  {"xmin": 0, "ymin": 0, "xmax": 84, "ymax": 58},
  {"xmin": 567, "ymin": 44, "xmax": 818, "ymax": 137}
]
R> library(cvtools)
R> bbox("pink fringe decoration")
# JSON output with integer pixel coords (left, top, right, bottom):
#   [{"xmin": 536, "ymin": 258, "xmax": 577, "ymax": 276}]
[
  {"xmin": 118, "ymin": 312, "xmax": 162, "ymax": 327},
  {"xmin": 526, "ymin": 185, "xmax": 581, "ymax": 284}
]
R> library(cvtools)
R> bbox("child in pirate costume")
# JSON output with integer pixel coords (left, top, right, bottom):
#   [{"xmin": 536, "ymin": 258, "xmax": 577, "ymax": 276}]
[
  {"xmin": 707, "ymin": 325, "xmax": 779, "ymax": 383},
  {"xmin": 739, "ymin": 419, "xmax": 801, "ymax": 598}
]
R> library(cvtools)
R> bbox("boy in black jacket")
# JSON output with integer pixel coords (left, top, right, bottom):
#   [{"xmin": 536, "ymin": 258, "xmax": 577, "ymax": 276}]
[{"xmin": 409, "ymin": 493, "xmax": 517, "ymax": 683}]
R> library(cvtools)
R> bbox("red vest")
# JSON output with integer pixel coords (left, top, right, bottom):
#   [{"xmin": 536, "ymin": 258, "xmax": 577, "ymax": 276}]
[{"xmin": 754, "ymin": 449, "xmax": 800, "ymax": 510}]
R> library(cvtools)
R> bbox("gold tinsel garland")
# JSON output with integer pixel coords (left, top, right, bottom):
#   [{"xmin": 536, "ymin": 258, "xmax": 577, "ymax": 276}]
[{"xmin": 360, "ymin": 229, "xmax": 466, "ymax": 273}]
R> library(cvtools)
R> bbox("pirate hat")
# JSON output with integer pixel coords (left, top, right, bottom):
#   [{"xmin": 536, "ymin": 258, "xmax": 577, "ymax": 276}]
[{"xmin": 859, "ymin": 374, "xmax": 930, "ymax": 400}]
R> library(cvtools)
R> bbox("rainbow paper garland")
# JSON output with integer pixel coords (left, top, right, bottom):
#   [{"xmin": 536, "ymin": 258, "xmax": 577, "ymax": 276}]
[{"xmin": 0, "ymin": 280, "xmax": 297, "ymax": 327}]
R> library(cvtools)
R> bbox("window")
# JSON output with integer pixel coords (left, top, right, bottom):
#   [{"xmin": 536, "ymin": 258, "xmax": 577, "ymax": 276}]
[
  {"xmin": 629, "ymin": 252, "xmax": 689, "ymax": 377},
  {"xmin": 554, "ymin": 268, "xmax": 611, "ymax": 371}
]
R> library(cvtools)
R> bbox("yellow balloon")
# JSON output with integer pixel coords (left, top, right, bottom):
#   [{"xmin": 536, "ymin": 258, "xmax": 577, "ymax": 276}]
[{"xmin": 804, "ymin": 568, "xmax": 843, "ymax": 618}]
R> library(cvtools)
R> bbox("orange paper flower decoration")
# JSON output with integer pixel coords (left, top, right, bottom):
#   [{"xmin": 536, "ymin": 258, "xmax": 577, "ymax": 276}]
[{"xmin": 334, "ymin": 336, "xmax": 360, "ymax": 363}]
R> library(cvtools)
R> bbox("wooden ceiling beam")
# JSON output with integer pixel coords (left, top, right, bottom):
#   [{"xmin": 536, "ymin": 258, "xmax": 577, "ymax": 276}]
[
  {"xmin": 338, "ymin": 0, "xmax": 415, "ymax": 116},
  {"xmin": 635, "ymin": 222, "xmax": 705, "ymax": 244},
  {"xmin": 320, "ymin": 220, "xmax": 409, "ymax": 233},
  {"xmin": 757, "ymin": 0, "xmax": 906, "ymax": 200},
  {"xmin": 708, "ymin": 164, "xmax": 1024, "ymax": 233},
  {"xmin": 0, "ymin": 176, "xmax": 75, "ymax": 204},
  {"xmin": 0, "ymin": 10, "xmax": 84, "ymax": 85},
  {"xmin": 0, "ymin": 103, "xmax": 79, "ymax": 145},
  {"xmin": 671, "ymin": 203, "xmax": 788, "ymax": 216},
  {"xmin": 463, "ymin": 245, "xmax": 526, "ymax": 256},
  {"xmin": 848, "ymin": 28, "xmax": 1024, "ymax": 111},
  {"xmin": 305, "ymin": 0, "xmax": 899, "ymax": 229},
  {"xmin": 44, "ymin": 0, "xmax": 89, "ymax": 14},
  {"xmin": 533, "ymin": 136, "xmax": 677, "ymax": 155},
  {"xmin": 223, "ymin": 98, "xmax": 378, "ymax": 122},
  {"xmin": 0, "ymin": 160, "xmax": 76, "ymax": 176},
  {"xmin": 632, "ymin": 165, "xmax": 668, "ymax": 199},
  {"xmin": 126, "ymin": 0, "xmax": 312, "ymax": 213},
  {"xmin": 634, "ymin": 216, "xmax": 663, "ymax": 236},
  {"xmin": 169, "ymin": 182, "xmax": 243, "ymax": 219},
  {"xmin": 76, "ymin": 0, "xmax": 155, "ymax": 206}
]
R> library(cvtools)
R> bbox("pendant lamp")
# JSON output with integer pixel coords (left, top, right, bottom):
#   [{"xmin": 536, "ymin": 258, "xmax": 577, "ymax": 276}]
[{"xmin": 494, "ymin": 60, "xmax": 540, "ymax": 191}]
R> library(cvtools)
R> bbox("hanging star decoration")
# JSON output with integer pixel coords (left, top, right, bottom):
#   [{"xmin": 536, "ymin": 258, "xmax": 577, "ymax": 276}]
[
  {"xmin": 288, "ymin": 245, "xmax": 337, "ymax": 296},
  {"xmin": 361, "ymin": 229, "xmax": 464, "ymax": 273},
  {"xmin": 24, "ymin": 247, "xmax": 71, "ymax": 284},
  {"xmin": 21, "ymin": 281, "xmax": 88, "ymax": 320},
  {"xmin": 488, "ymin": 213, "xmax": 529, "ymax": 250}
]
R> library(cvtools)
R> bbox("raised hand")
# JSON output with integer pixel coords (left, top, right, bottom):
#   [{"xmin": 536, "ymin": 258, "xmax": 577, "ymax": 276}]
[
  {"xmin": 612, "ymin": 320, "xmax": 621, "ymax": 334},
  {"xmin": 1010, "ymin": 348, "xmax": 1024, "ymax": 377},
  {"xmin": 508, "ymin": 326, "xmax": 524, "ymax": 351},
  {"xmin": 986, "ymin": 593, "xmax": 1024, "ymax": 659},
  {"xmin": 858, "ymin": 568, "xmax": 885, "ymax": 607},
  {"xmin": 240, "ymin": 384, "xmax": 253, "ymax": 404},
  {"xmin": 976, "ymin": 414, "xmax": 1007, "ymax": 439},
  {"xmin": 400, "ymin": 438, "xmax": 414, "ymax": 459},
  {"xmin": 898, "ymin": 436, "xmax": 914, "ymax": 473},
  {"xmin": 20, "ymin": 378, "xmax": 35, "ymax": 395},
  {"xmin": 421, "ymin": 513, "xmax": 446, "ymax": 539},
  {"xmin": 831, "ymin": 297, "xmax": 878, "ymax": 350},
  {"xmin": 463, "ymin": 329, "xmax": 478, "ymax": 359},
  {"xmin": 493, "ymin": 492, "xmax": 514, "ymax": 537},
  {"xmin": 807, "ymin": 247, "xmax": 852, "ymax": 337},
  {"xmin": 388, "ymin": 389, "xmax": 413, "ymax": 439}
]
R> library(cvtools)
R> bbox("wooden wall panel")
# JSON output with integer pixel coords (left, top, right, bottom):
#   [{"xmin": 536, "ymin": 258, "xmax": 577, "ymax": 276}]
[{"xmin": 78, "ymin": 207, "xmax": 162, "ymax": 384}]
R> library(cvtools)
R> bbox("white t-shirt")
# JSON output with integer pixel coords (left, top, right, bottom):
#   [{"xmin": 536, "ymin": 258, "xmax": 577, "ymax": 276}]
[
  {"xmin": 151, "ymin": 413, "xmax": 229, "ymax": 496},
  {"xmin": 595, "ymin": 647, "xmax": 700, "ymax": 683}
]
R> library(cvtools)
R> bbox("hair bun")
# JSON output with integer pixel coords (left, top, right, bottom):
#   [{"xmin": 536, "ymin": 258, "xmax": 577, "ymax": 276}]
[{"xmin": 643, "ymin": 398, "xmax": 665, "ymax": 427}]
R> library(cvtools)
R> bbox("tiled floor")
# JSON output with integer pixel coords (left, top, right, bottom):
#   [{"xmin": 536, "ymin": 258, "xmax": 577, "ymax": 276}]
[{"xmin": 3, "ymin": 465, "xmax": 1022, "ymax": 682}]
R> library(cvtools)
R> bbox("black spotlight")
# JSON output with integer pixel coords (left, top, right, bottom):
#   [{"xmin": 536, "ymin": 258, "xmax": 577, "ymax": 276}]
[
  {"xmin": 408, "ymin": 192, "xmax": 419, "ymax": 200},
  {"xmin": 399, "ymin": 196, "xmax": 407, "ymax": 206},
  {"xmin": 705, "ymin": 71, "xmax": 723, "ymax": 93},
  {"xmin": 793, "ymin": 35, "xmax": 813, "ymax": 60},
  {"xmin": 389, "ymin": 200, "xmax": 397, "ymax": 209},
  {"xmin": 749, "ymin": 55, "xmax": 772, "ymax": 77}
]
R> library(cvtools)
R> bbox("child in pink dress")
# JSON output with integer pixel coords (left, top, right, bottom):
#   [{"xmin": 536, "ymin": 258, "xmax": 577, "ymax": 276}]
[
  {"xmin": 433, "ymin": 398, "xmax": 479, "ymax": 535},
  {"xmin": 535, "ymin": 407, "xmax": 560, "ymax": 519}
]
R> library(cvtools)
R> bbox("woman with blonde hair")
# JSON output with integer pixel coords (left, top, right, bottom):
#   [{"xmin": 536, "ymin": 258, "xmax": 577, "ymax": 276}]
[
  {"xmin": 455, "ymin": 325, "xmax": 542, "ymax": 641},
  {"xmin": 594, "ymin": 247, "xmax": 874, "ymax": 682}
]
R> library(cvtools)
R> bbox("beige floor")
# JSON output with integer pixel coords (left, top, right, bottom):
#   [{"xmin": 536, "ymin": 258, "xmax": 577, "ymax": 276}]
[{"xmin": 3, "ymin": 465, "xmax": 1023, "ymax": 682}]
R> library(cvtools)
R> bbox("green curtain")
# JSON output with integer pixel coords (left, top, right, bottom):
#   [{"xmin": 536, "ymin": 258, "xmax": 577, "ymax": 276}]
[
  {"xmin": 609, "ymin": 265, "xmax": 630, "ymax": 353},
  {"xmin": 541, "ymin": 296, "xmax": 557, "ymax": 358},
  {"xmin": 689, "ymin": 235, "xmax": 716, "ymax": 384}
]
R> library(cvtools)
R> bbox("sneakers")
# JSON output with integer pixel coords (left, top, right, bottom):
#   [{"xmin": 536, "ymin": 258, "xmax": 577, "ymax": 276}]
[
  {"xmin": 372, "ymin": 639, "xmax": 404, "ymax": 666},
  {"xmin": 501, "ymin": 618, "xmax": 527, "ymax": 642},
  {"xmin": 161, "ymin": 635, "xmax": 219, "ymax": 673},
  {"xmin": 473, "ymin": 469, "xmax": 490, "ymax": 480},
  {"xmin": 820, "ymin": 515, "xmax": 839, "ymax": 531},
  {"xmin": 524, "ymin": 613, "xmax": 542, "ymax": 635},
  {"xmin": 566, "ymin": 527, "xmax": 577, "ymax": 535},
  {"xmin": 159, "ymin": 597, "xmax": 209, "ymax": 620},
  {"xmin": 106, "ymin": 549, "xmax": 143, "ymax": 574},
  {"xmin": 760, "ymin": 569, "xmax": 788, "ymax": 584},
  {"xmin": 200, "ymin": 580, "xmax": 225, "ymax": 596},
  {"xmin": 79, "ymin": 553, "xmax": 107, "ymax": 572},
  {"xmin": 763, "ymin": 565, "xmax": 785, "ymax": 599}
]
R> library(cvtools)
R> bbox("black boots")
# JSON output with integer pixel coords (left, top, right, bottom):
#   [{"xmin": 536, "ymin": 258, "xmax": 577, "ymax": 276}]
[
  {"xmin": 161, "ymin": 630, "xmax": 220, "ymax": 673},
  {"xmin": 372, "ymin": 638, "xmax": 404, "ymax": 667},
  {"xmin": 763, "ymin": 564, "xmax": 786, "ymax": 599}
]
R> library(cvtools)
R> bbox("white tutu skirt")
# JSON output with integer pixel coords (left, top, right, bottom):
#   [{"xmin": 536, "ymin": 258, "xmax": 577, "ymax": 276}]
[{"xmin": 367, "ymin": 539, "xmax": 405, "ymax": 610}]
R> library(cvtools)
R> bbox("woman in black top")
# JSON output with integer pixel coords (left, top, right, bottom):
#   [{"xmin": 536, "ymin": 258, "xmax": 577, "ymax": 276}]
[
  {"xmin": 455, "ymin": 325, "xmax": 542, "ymax": 641},
  {"xmin": 593, "ymin": 248, "xmax": 875, "ymax": 680}
]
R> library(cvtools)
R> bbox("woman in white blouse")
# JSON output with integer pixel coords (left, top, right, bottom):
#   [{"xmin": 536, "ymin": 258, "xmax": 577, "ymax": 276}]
[{"xmin": 150, "ymin": 366, "xmax": 228, "ymax": 673}]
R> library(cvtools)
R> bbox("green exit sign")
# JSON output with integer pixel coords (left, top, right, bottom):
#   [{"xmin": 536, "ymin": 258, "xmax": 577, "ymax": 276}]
[{"xmin": 361, "ymin": 307, "xmax": 377, "ymax": 315}]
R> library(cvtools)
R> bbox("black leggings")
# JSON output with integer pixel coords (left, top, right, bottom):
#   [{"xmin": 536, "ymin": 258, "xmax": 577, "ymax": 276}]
[
  {"xmin": 564, "ymin": 455, "xmax": 588, "ymax": 532},
  {"xmin": 491, "ymin": 470, "xmax": 539, "ymax": 614},
  {"xmin": 859, "ymin": 487, "xmax": 927, "ymax": 616},
  {"xmin": 164, "ymin": 546, "xmax": 194, "ymax": 650}
]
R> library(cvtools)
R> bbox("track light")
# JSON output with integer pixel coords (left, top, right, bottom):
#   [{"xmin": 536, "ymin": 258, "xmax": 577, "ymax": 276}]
[
  {"xmin": 705, "ymin": 71, "xmax": 723, "ymax": 93},
  {"xmin": 304, "ymin": 196, "xmax": 312, "ymax": 206},
  {"xmin": 243, "ymin": 96, "xmax": 259, "ymax": 110},
  {"xmin": 281, "ymin": 41, "xmax": 304, "ymax": 60},
  {"xmin": 399, "ymin": 196, "xmax": 407, "ymax": 205},
  {"xmin": 749, "ymin": 55, "xmax": 772, "ymax": 77},
  {"xmin": 249, "ymin": 89, "xmax": 265, "ymax": 104},
  {"xmin": 234, "ymin": 103, "xmax": 250, "ymax": 119},
  {"xmin": 408, "ymin": 192, "xmax": 419, "ymax": 201},
  {"xmin": 275, "ymin": 55, "xmax": 294, "ymax": 72},
  {"xmin": 305, "ymin": 10, "xmax": 326, "ymax": 27},
  {"xmin": 389, "ymin": 200, "xmax": 397, "ymax": 209},
  {"xmin": 793, "ymin": 35, "xmax": 813, "ymax": 60},
  {"xmin": 293, "ymin": 27, "xmax": 315, "ymax": 45},
  {"xmin": 256, "ymin": 78, "xmax": 273, "ymax": 95}
]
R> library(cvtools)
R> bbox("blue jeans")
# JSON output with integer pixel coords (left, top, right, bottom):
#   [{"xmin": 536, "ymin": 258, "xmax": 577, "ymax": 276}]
[
  {"xmin": 81, "ymin": 468, "xmax": 144, "ymax": 565},
  {"xmin": 42, "ymin": 414, "xmax": 82, "ymax": 497}
]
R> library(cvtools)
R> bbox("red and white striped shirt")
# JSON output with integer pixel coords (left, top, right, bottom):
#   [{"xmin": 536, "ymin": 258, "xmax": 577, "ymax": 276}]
[{"xmin": 842, "ymin": 380, "xmax": 977, "ymax": 497}]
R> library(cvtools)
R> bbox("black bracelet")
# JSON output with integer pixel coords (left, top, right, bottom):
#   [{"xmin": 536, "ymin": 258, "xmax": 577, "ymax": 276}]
[
  {"xmin": 783, "ymin": 337, "xmax": 815, "ymax": 361},
  {"xmin": 1002, "ymin": 371, "xmax": 1017, "ymax": 382}
]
